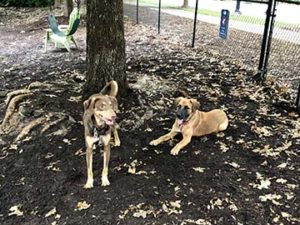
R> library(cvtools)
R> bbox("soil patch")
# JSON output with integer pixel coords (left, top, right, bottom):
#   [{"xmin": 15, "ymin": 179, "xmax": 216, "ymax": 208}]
[{"xmin": 0, "ymin": 6, "xmax": 299, "ymax": 225}]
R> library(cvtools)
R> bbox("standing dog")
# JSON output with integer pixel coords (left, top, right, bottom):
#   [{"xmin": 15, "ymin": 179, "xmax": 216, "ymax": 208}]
[
  {"xmin": 150, "ymin": 97, "xmax": 228, "ymax": 155},
  {"xmin": 83, "ymin": 81, "xmax": 120, "ymax": 188}
]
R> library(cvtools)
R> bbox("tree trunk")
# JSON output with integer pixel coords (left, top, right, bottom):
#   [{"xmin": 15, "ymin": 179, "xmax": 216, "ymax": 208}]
[
  {"xmin": 182, "ymin": 0, "xmax": 189, "ymax": 8},
  {"xmin": 84, "ymin": 0, "xmax": 127, "ymax": 99},
  {"xmin": 54, "ymin": 0, "xmax": 62, "ymax": 8},
  {"xmin": 64, "ymin": 0, "xmax": 73, "ymax": 17}
]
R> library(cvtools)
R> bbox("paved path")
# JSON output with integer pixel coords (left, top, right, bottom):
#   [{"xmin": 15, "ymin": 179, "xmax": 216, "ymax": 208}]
[
  {"xmin": 159, "ymin": 8, "xmax": 300, "ymax": 44},
  {"xmin": 186, "ymin": 0, "xmax": 300, "ymax": 23},
  {"xmin": 124, "ymin": 0, "xmax": 300, "ymax": 44}
]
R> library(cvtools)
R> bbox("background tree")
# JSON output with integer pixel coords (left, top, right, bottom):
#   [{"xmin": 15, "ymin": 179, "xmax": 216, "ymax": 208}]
[
  {"xmin": 54, "ymin": 0, "xmax": 62, "ymax": 8},
  {"xmin": 64, "ymin": 0, "xmax": 73, "ymax": 17},
  {"xmin": 182, "ymin": 0, "xmax": 189, "ymax": 8},
  {"xmin": 84, "ymin": 0, "xmax": 127, "ymax": 98}
]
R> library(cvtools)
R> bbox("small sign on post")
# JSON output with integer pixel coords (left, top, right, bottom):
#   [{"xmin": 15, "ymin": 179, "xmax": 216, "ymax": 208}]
[{"xmin": 219, "ymin": 9, "xmax": 230, "ymax": 39}]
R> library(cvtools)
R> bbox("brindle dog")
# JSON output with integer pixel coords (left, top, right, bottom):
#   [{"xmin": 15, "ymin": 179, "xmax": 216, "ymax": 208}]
[
  {"xmin": 83, "ymin": 81, "xmax": 120, "ymax": 188},
  {"xmin": 150, "ymin": 97, "xmax": 228, "ymax": 155}
]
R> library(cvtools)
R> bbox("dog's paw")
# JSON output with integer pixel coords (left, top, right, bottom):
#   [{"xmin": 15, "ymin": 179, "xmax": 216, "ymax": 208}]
[
  {"xmin": 149, "ymin": 139, "xmax": 160, "ymax": 146},
  {"xmin": 170, "ymin": 148, "xmax": 180, "ymax": 156},
  {"xmin": 114, "ymin": 139, "xmax": 121, "ymax": 147},
  {"xmin": 101, "ymin": 176, "xmax": 110, "ymax": 186},
  {"xmin": 84, "ymin": 180, "xmax": 94, "ymax": 189}
]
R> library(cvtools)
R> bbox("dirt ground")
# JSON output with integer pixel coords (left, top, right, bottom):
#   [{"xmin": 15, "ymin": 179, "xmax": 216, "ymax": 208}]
[{"xmin": 0, "ymin": 6, "xmax": 299, "ymax": 225}]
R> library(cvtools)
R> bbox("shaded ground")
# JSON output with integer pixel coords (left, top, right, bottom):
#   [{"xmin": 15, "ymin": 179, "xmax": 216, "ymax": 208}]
[
  {"xmin": 0, "ymin": 6, "xmax": 300, "ymax": 225},
  {"xmin": 123, "ymin": 4, "xmax": 300, "ymax": 97}
]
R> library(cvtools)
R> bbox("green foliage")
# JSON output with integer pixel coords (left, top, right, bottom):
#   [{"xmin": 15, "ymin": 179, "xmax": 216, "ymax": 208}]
[{"xmin": 0, "ymin": 0, "xmax": 53, "ymax": 7}]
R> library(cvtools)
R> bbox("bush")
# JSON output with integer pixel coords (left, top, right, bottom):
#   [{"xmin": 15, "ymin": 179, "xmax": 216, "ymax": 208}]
[{"xmin": 0, "ymin": 0, "xmax": 54, "ymax": 7}]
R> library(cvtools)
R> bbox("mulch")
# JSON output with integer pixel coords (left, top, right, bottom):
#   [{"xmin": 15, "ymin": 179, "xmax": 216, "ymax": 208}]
[{"xmin": 0, "ymin": 6, "xmax": 299, "ymax": 225}]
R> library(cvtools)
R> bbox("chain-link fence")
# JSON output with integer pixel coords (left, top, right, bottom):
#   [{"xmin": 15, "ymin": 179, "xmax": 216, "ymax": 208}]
[
  {"xmin": 269, "ymin": 1, "xmax": 300, "ymax": 93},
  {"xmin": 123, "ymin": 0, "xmax": 300, "ymax": 108}
]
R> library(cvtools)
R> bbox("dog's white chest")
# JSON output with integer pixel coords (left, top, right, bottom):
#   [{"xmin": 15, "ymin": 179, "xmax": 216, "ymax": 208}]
[{"xmin": 93, "ymin": 128, "xmax": 104, "ymax": 146}]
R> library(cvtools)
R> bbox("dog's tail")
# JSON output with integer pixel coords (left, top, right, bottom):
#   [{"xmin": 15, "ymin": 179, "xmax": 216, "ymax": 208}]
[{"xmin": 100, "ymin": 80, "xmax": 118, "ymax": 97}]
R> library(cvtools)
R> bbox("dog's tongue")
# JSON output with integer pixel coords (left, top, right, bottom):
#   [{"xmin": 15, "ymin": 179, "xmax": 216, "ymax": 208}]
[
  {"xmin": 105, "ymin": 119, "xmax": 114, "ymax": 125},
  {"xmin": 178, "ymin": 119, "xmax": 184, "ymax": 126}
]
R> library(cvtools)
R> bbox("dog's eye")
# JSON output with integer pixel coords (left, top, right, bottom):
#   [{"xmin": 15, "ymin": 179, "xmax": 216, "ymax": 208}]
[{"xmin": 184, "ymin": 106, "xmax": 189, "ymax": 110}]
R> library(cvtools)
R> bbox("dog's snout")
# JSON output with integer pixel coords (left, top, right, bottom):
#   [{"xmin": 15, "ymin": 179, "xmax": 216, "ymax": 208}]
[
  {"xmin": 176, "ymin": 112, "xmax": 182, "ymax": 119},
  {"xmin": 176, "ymin": 108, "xmax": 189, "ymax": 121}
]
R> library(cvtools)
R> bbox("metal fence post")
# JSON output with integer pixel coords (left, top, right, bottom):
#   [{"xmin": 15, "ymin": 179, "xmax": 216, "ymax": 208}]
[
  {"xmin": 136, "ymin": 0, "xmax": 139, "ymax": 24},
  {"xmin": 192, "ymin": 0, "xmax": 199, "ymax": 47},
  {"xmin": 262, "ymin": 0, "xmax": 277, "ymax": 79},
  {"xmin": 254, "ymin": 0, "xmax": 277, "ymax": 81},
  {"xmin": 296, "ymin": 83, "xmax": 300, "ymax": 113},
  {"xmin": 235, "ymin": 0, "xmax": 241, "ymax": 14},
  {"xmin": 158, "ymin": 0, "xmax": 161, "ymax": 34}
]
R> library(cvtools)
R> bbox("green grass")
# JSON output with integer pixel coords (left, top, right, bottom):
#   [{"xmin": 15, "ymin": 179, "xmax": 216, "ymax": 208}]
[
  {"xmin": 185, "ymin": 8, "xmax": 266, "ymax": 25},
  {"xmin": 184, "ymin": 8, "xmax": 300, "ymax": 29},
  {"xmin": 125, "ymin": 0, "xmax": 181, "ymax": 8}
]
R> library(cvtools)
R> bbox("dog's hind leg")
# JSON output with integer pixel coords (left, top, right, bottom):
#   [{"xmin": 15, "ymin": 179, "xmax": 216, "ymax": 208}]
[
  {"xmin": 101, "ymin": 144, "xmax": 111, "ymax": 186},
  {"xmin": 218, "ymin": 119, "xmax": 229, "ymax": 132},
  {"xmin": 84, "ymin": 146, "xmax": 94, "ymax": 189}
]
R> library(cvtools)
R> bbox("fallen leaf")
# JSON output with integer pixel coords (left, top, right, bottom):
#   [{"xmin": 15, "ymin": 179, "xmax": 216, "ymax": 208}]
[
  {"xmin": 276, "ymin": 178, "xmax": 287, "ymax": 184},
  {"xmin": 192, "ymin": 167, "xmax": 205, "ymax": 173},
  {"xmin": 45, "ymin": 207, "xmax": 56, "ymax": 218},
  {"xmin": 8, "ymin": 205, "xmax": 23, "ymax": 217},
  {"xmin": 277, "ymin": 162, "xmax": 287, "ymax": 168},
  {"xmin": 75, "ymin": 201, "xmax": 91, "ymax": 211},
  {"xmin": 228, "ymin": 162, "xmax": 240, "ymax": 168},
  {"xmin": 281, "ymin": 212, "xmax": 292, "ymax": 218},
  {"xmin": 133, "ymin": 210, "xmax": 148, "ymax": 218}
]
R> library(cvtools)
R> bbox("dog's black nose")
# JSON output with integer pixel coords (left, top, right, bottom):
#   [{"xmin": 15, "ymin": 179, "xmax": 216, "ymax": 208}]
[{"xmin": 176, "ymin": 112, "xmax": 182, "ymax": 119}]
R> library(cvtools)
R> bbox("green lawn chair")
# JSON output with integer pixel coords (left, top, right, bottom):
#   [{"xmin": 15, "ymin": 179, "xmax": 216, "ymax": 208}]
[{"xmin": 44, "ymin": 7, "xmax": 80, "ymax": 52}]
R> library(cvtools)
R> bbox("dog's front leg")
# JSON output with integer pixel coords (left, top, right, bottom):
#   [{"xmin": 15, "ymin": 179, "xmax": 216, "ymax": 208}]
[
  {"xmin": 84, "ymin": 135, "xmax": 99, "ymax": 189},
  {"xmin": 84, "ymin": 146, "xmax": 94, "ymax": 189},
  {"xmin": 170, "ymin": 133, "xmax": 192, "ymax": 155},
  {"xmin": 113, "ymin": 126, "xmax": 120, "ymax": 146},
  {"xmin": 150, "ymin": 130, "xmax": 177, "ymax": 146},
  {"xmin": 101, "ymin": 144, "xmax": 111, "ymax": 186}
]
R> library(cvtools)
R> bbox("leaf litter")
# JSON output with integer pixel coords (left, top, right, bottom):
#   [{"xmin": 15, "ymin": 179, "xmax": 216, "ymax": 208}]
[{"xmin": 0, "ymin": 5, "xmax": 300, "ymax": 225}]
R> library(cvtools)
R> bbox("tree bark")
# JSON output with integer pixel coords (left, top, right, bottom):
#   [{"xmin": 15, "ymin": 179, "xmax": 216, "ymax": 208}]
[
  {"xmin": 182, "ymin": 0, "xmax": 189, "ymax": 8},
  {"xmin": 64, "ymin": 0, "xmax": 73, "ymax": 17},
  {"xmin": 84, "ymin": 0, "xmax": 127, "ymax": 99},
  {"xmin": 54, "ymin": 0, "xmax": 62, "ymax": 8}
]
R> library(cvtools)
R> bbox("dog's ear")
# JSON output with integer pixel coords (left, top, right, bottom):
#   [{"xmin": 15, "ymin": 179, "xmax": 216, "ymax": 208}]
[
  {"xmin": 174, "ymin": 97, "xmax": 184, "ymax": 106},
  {"xmin": 83, "ymin": 99, "xmax": 91, "ymax": 111},
  {"xmin": 108, "ymin": 96, "xmax": 118, "ymax": 112},
  {"xmin": 190, "ymin": 99, "xmax": 200, "ymax": 111}
]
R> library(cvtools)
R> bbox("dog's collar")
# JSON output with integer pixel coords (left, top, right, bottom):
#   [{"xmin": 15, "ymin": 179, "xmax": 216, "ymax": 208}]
[
  {"xmin": 92, "ymin": 124, "xmax": 110, "ymax": 146},
  {"xmin": 93, "ymin": 124, "xmax": 110, "ymax": 137}
]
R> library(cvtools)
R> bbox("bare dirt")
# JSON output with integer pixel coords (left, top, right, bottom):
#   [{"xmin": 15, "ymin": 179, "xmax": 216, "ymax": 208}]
[{"xmin": 0, "ymin": 6, "xmax": 299, "ymax": 225}]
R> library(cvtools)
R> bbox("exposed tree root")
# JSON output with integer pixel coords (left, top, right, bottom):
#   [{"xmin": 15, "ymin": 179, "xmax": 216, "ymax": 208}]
[
  {"xmin": 15, "ymin": 116, "xmax": 46, "ymax": 142},
  {"xmin": 1, "ymin": 81, "xmax": 53, "ymax": 133},
  {"xmin": 1, "ymin": 93, "xmax": 33, "ymax": 132},
  {"xmin": 28, "ymin": 81, "xmax": 52, "ymax": 90},
  {"xmin": 5, "ymin": 89, "xmax": 31, "ymax": 106},
  {"xmin": 0, "ymin": 150, "xmax": 8, "ymax": 160},
  {"xmin": 41, "ymin": 115, "xmax": 66, "ymax": 134}
]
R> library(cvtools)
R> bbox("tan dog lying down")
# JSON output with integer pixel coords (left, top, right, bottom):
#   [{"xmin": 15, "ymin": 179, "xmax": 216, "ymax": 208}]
[
  {"xmin": 150, "ymin": 97, "xmax": 228, "ymax": 155},
  {"xmin": 83, "ymin": 81, "xmax": 120, "ymax": 188}
]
